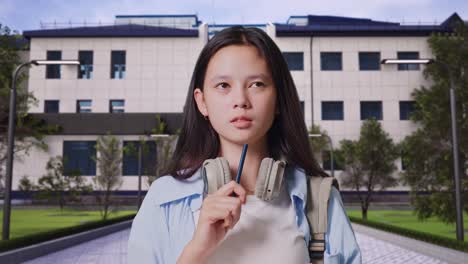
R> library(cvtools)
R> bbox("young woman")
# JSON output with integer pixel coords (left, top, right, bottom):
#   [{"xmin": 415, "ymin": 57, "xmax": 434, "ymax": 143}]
[{"xmin": 128, "ymin": 26, "xmax": 361, "ymax": 264}]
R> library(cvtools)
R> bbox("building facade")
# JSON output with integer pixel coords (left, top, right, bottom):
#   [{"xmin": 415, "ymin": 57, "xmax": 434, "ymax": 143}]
[{"xmin": 9, "ymin": 13, "xmax": 462, "ymax": 195}]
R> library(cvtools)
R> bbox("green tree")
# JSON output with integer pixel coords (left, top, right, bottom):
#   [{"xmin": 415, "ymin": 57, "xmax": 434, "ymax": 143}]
[
  {"xmin": 0, "ymin": 24, "xmax": 59, "ymax": 190},
  {"xmin": 36, "ymin": 156, "xmax": 92, "ymax": 211},
  {"xmin": 339, "ymin": 119, "xmax": 399, "ymax": 219},
  {"xmin": 400, "ymin": 22, "xmax": 468, "ymax": 223},
  {"xmin": 18, "ymin": 175, "xmax": 36, "ymax": 192},
  {"xmin": 94, "ymin": 135, "xmax": 123, "ymax": 220}
]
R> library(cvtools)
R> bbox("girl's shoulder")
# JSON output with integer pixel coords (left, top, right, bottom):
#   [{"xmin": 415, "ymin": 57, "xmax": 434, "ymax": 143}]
[{"xmin": 148, "ymin": 169, "xmax": 204, "ymax": 206}]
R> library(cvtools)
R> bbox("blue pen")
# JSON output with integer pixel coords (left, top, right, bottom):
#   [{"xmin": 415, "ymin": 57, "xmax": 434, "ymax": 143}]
[{"xmin": 231, "ymin": 144, "xmax": 248, "ymax": 197}]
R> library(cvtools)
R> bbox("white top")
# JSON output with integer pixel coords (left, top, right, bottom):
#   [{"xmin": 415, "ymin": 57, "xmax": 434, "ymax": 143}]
[{"xmin": 193, "ymin": 183, "xmax": 309, "ymax": 264}]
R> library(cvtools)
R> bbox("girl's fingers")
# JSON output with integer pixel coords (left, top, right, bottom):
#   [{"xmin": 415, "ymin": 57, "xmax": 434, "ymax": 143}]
[
  {"xmin": 212, "ymin": 198, "xmax": 241, "ymax": 230},
  {"xmin": 230, "ymin": 200, "xmax": 242, "ymax": 226},
  {"xmin": 204, "ymin": 201, "xmax": 236, "ymax": 221},
  {"xmin": 223, "ymin": 211, "xmax": 233, "ymax": 229},
  {"xmin": 202, "ymin": 196, "xmax": 242, "ymax": 226},
  {"xmin": 214, "ymin": 181, "xmax": 247, "ymax": 203}
]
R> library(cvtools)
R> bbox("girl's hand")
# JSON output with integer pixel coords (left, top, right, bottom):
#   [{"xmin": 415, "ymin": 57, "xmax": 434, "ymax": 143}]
[{"xmin": 189, "ymin": 180, "xmax": 247, "ymax": 261}]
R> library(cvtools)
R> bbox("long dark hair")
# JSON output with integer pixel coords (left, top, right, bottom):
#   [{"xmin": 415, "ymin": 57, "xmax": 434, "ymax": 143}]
[{"xmin": 162, "ymin": 26, "xmax": 328, "ymax": 180}]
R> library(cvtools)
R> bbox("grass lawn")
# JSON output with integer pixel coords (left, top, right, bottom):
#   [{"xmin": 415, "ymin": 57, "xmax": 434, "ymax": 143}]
[
  {"xmin": 347, "ymin": 209, "xmax": 468, "ymax": 240},
  {"xmin": 0, "ymin": 208, "xmax": 137, "ymax": 239}
]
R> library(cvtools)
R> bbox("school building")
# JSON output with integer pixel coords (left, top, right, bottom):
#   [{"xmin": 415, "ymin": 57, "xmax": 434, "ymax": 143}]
[{"xmin": 8, "ymin": 13, "xmax": 464, "ymax": 200}]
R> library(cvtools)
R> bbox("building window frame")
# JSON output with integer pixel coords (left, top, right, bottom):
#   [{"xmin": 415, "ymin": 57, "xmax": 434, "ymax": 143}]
[
  {"xmin": 111, "ymin": 50, "xmax": 126, "ymax": 79},
  {"xmin": 63, "ymin": 141, "xmax": 96, "ymax": 176},
  {"xmin": 399, "ymin": 101, "xmax": 416, "ymax": 120},
  {"xmin": 320, "ymin": 52, "xmax": 342, "ymax": 71},
  {"xmin": 282, "ymin": 52, "xmax": 304, "ymax": 71},
  {"xmin": 78, "ymin": 50, "xmax": 94, "ymax": 79},
  {"xmin": 110, "ymin": 99, "xmax": 125, "ymax": 113},
  {"xmin": 397, "ymin": 51, "xmax": 420, "ymax": 71},
  {"xmin": 46, "ymin": 50, "xmax": 62, "ymax": 79},
  {"xmin": 44, "ymin": 100, "xmax": 60, "ymax": 113},
  {"xmin": 359, "ymin": 52, "xmax": 381, "ymax": 71},
  {"xmin": 76, "ymin": 100, "xmax": 92, "ymax": 113},
  {"xmin": 322, "ymin": 101, "xmax": 344, "ymax": 120},
  {"xmin": 360, "ymin": 101, "xmax": 383, "ymax": 120}
]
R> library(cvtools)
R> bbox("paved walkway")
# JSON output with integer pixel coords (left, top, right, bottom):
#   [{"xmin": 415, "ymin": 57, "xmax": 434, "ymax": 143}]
[{"xmin": 24, "ymin": 225, "xmax": 466, "ymax": 264}]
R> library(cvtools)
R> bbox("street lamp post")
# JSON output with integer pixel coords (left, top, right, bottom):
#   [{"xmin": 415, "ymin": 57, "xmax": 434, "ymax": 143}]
[
  {"xmin": 2, "ymin": 60, "xmax": 80, "ymax": 241},
  {"xmin": 381, "ymin": 58, "xmax": 464, "ymax": 241},
  {"xmin": 309, "ymin": 133, "xmax": 334, "ymax": 177}
]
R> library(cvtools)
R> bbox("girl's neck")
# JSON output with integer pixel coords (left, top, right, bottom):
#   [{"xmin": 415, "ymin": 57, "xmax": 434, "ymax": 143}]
[{"xmin": 218, "ymin": 136, "xmax": 270, "ymax": 194}]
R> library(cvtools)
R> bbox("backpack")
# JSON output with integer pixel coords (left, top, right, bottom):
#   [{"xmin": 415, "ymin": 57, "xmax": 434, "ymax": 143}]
[
  {"xmin": 202, "ymin": 157, "xmax": 339, "ymax": 264},
  {"xmin": 306, "ymin": 176, "xmax": 339, "ymax": 264}
]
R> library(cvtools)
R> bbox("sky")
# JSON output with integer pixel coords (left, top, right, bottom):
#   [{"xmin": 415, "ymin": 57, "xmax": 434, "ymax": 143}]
[{"xmin": 1, "ymin": 0, "xmax": 467, "ymax": 33}]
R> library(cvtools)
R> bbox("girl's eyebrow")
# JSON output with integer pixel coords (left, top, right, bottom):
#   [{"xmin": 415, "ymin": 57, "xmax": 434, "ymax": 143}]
[{"xmin": 210, "ymin": 73, "xmax": 270, "ymax": 82}]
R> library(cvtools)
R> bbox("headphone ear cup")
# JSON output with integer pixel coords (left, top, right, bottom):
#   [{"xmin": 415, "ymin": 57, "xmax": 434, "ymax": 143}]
[
  {"xmin": 217, "ymin": 157, "xmax": 232, "ymax": 185},
  {"xmin": 255, "ymin": 158, "xmax": 286, "ymax": 201},
  {"xmin": 255, "ymin": 158, "xmax": 274, "ymax": 200},
  {"xmin": 202, "ymin": 158, "xmax": 232, "ymax": 195}
]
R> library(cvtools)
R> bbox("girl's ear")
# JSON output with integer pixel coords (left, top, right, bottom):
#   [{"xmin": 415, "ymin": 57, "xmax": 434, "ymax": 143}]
[{"xmin": 194, "ymin": 88, "xmax": 208, "ymax": 116}]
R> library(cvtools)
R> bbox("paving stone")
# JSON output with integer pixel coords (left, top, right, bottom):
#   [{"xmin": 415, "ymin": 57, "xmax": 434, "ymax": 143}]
[{"xmin": 24, "ymin": 228, "xmax": 454, "ymax": 264}]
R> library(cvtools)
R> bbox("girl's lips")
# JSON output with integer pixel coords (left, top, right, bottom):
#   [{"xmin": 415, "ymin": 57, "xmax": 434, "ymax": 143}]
[{"xmin": 231, "ymin": 119, "xmax": 253, "ymax": 129}]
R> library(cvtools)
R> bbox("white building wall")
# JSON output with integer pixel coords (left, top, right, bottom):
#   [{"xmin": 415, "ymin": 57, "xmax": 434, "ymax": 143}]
[
  {"xmin": 27, "ymin": 23, "xmax": 208, "ymax": 114},
  {"xmin": 12, "ymin": 22, "xmax": 437, "ymax": 191},
  {"xmin": 267, "ymin": 24, "xmax": 434, "ymax": 189},
  {"xmin": 13, "ymin": 24, "xmax": 209, "ymax": 191}
]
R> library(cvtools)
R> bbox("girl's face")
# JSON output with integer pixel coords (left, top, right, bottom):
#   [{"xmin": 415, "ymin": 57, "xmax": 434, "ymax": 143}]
[{"xmin": 194, "ymin": 44, "xmax": 278, "ymax": 146}]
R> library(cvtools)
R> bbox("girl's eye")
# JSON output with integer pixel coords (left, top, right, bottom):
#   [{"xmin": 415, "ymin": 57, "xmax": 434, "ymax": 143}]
[
  {"xmin": 251, "ymin": 82, "xmax": 265, "ymax": 88},
  {"xmin": 216, "ymin": 82, "xmax": 229, "ymax": 89}
]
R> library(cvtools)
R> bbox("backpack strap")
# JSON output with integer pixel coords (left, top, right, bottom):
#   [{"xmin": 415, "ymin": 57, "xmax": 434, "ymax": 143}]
[{"xmin": 306, "ymin": 176, "xmax": 339, "ymax": 264}]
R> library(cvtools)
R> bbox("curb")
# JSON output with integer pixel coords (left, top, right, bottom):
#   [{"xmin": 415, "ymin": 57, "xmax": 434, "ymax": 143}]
[{"xmin": 0, "ymin": 219, "xmax": 132, "ymax": 264}]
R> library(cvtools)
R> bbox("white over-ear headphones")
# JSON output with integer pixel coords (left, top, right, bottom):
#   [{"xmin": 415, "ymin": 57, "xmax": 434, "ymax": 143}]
[{"xmin": 201, "ymin": 156, "xmax": 287, "ymax": 201}]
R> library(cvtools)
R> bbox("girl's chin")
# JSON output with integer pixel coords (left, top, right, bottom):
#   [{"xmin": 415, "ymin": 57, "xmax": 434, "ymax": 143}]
[{"xmin": 223, "ymin": 131, "xmax": 264, "ymax": 145}]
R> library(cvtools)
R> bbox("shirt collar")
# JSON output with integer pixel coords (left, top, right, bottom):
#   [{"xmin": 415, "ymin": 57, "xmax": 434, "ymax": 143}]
[
  {"xmin": 153, "ymin": 165, "xmax": 308, "ymax": 213},
  {"xmin": 153, "ymin": 167, "xmax": 204, "ymax": 209}
]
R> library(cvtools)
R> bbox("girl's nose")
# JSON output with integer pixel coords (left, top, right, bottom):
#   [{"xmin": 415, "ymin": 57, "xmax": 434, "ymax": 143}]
[{"xmin": 232, "ymin": 87, "xmax": 251, "ymax": 109}]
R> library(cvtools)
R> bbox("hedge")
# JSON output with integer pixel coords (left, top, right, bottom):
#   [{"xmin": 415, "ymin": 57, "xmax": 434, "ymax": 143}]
[
  {"xmin": 349, "ymin": 216, "xmax": 468, "ymax": 252},
  {"xmin": 0, "ymin": 213, "xmax": 136, "ymax": 253}
]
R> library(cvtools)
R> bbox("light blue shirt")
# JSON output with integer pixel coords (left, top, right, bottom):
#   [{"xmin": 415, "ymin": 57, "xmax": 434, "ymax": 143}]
[{"xmin": 128, "ymin": 165, "xmax": 361, "ymax": 263}]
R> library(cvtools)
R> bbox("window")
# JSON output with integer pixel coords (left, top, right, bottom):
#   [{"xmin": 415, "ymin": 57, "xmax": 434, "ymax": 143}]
[
  {"xmin": 283, "ymin": 52, "xmax": 304, "ymax": 71},
  {"xmin": 110, "ymin": 100, "xmax": 125, "ymax": 113},
  {"xmin": 320, "ymin": 52, "xmax": 342, "ymax": 71},
  {"xmin": 46, "ymin": 51, "xmax": 61, "ymax": 79},
  {"xmin": 78, "ymin": 51, "xmax": 93, "ymax": 79},
  {"xmin": 111, "ymin": 50, "xmax": 126, "ymax": 79},
  {"xmin": 322, "ymin": 101, "xmax": 344, "ymax": 120},
  {"xmin": 322, "ymin": 151, "xmax": 342, "ymax": 171},
  {"xmin": 76, "ymin": 100, "xmax": 92, "ymax": 113},
  {"xmin": 360, "ymin": 101, "xmax": 382, "ymax": 120},
  {"xmin": 359, "ymin": 52, "xmax": 380, "ymax": 71},
  {"xmin": 397, "ymin": 52, "xmax": 420, "ymax": 71},
  {"xmin": 44, "ymin": 100, "xmax": 59, "ymax": 113},
  {"xmin": 122, "ymin": 141, "xmax": 157, "ymax": 176},
  {"xmin": 63, "ymin": 141, "xmax": 96, "ymax": 176},
  {"xmin": 399, "ymin": 101, "xmax": 416, "ymax": 120}
]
